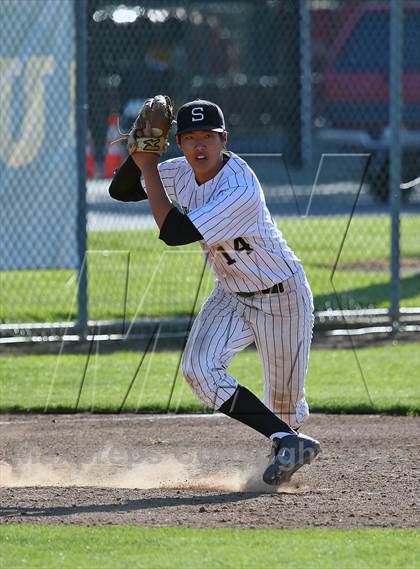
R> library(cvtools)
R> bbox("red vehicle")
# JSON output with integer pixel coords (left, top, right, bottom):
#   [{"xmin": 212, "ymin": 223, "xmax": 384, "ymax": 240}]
[{"xmin": 317, "ymin": 2, "xmax": 420, "ymax": 201}]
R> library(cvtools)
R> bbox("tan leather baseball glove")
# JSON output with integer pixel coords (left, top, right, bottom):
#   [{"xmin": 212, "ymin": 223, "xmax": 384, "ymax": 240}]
[{"xmin": 126, "ymin": 95, "xmax": 174, "ymax": 156}]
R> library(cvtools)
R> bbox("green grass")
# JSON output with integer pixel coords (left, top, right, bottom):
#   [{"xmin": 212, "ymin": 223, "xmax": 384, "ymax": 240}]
[
  {"xmin": 1, "ymin": 215, "xmax": 419, "ymax": 323},
  {"xmin": 1, "ymin": 343, "xmax": 418, "ymax": 415},
  {"xmin": 0, "ymin": 526, "xmax": 418, "ymax": 569}
]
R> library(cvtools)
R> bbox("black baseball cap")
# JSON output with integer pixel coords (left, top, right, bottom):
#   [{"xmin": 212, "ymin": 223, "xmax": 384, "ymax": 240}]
[{"xmin": 176, "ymin": 99, "xmax": 226, "ymax": 136}]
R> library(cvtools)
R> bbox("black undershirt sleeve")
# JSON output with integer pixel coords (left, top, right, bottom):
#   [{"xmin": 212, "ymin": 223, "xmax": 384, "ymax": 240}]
[
  {"xmin": 159, "ymin": 207, "xmax": 203, "ymax": 246},
  {"xmin": 108, "ymin": 155, "xmax": 147, "ymax": 202}
]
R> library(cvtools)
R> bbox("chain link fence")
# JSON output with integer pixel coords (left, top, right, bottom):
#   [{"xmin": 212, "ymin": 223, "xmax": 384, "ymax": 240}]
[
  {"xmin": 0, "ymin": 0, "xmax": 81, "ymax": 327},
  {"xmin": 1, "ymin": 0, "xmax": 419, "ymax": 332}
]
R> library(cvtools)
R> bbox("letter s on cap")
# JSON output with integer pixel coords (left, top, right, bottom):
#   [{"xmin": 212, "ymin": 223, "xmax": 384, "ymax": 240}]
[{"xmin": 191, "ymin": 107, "xmax": 204, "ymax": 122}]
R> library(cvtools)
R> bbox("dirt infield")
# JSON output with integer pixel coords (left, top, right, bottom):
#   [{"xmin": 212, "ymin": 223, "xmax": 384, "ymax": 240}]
[{"xmin": 0, "ymin": 414, "xmax": 419, "ymax": 529}]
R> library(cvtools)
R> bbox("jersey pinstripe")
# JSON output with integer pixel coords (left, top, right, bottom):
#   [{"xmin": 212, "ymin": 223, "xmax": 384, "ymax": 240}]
[{"xmin": 155, "ymin": 153, "xmax": 302, "ymax": 293}]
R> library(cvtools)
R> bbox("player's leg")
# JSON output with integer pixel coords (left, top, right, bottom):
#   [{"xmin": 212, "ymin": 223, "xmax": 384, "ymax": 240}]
[
  {"xmin": 250, "ymin": 270, "xmax": 314, "ymax": 429},
  {"xmin": 244, "ymin": 271, "xmax": 320, "ymax": 484},
  {"xmin": 182, "ymin": 286, "xmax": 254, "ymax": 409},
  {"xmin": 182, "ymin": 287, "xmax": 296, "ymax": 437}
]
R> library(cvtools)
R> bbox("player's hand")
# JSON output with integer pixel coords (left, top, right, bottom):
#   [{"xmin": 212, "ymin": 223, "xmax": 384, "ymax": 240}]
[{"xmin": 131, "ymin": 150, "xmax": 160, "ymax": 172}]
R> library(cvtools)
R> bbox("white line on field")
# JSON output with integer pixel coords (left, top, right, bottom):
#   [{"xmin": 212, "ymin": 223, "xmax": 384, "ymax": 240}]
[{"xmin": 0, "ymin": 413, "xmax": 225, "ymax": 427}]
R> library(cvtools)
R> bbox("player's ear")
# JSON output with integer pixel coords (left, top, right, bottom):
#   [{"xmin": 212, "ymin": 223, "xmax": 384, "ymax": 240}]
[
  {"xmin": 176, "ymin": 134, "xmax": 182, "ymax": 150},
  {"xmin": 222, "ymin": 131, "xmax": 228, "ymax": 147}
]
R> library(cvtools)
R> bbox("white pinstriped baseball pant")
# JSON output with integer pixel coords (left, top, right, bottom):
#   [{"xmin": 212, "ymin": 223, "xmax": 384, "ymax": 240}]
[{"xmin": 182, "ymin": 268, "xmax": 314, "ymax": 429}]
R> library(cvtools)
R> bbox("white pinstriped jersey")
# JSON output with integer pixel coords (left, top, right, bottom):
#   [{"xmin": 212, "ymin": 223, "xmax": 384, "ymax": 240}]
[{"xmin": 156, "ymin": 152, "xmax": 302, "ymax": 293}]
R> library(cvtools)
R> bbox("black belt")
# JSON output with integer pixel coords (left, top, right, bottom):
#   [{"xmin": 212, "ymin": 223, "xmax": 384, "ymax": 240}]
[{"xmin": 237, "ymin": 282, "xmax": 284, "ymax": 298}]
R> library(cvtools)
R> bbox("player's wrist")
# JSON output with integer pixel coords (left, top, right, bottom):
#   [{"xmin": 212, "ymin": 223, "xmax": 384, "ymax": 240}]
[{"xmin": 131, "ymin": 152, "xmax": 160, "ymax": 171}]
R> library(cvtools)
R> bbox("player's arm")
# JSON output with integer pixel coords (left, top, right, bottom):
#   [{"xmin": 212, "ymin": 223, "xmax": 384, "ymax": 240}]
[
  {"xmin": 132, "ymin": 152, "xmax": 203, "ymax": 245},
  {"xmin": 159, "ymin": 207, "xmax": 203, "ymax": 245},
  {"xmin": 108, "ymin": 155, "xmax": 148, "ymax": 202}
]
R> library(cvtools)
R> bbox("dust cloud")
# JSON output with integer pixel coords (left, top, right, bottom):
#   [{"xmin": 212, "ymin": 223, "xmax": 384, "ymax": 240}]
[{"xmin": 0, "ymin": 449, "xmax": 305, "ymax": 494}]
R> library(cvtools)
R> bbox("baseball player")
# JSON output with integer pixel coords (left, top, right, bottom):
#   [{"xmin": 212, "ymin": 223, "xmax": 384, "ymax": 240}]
[{"xmin": 109, "ymin": 97, "xmax": 320, "ymax": 484}]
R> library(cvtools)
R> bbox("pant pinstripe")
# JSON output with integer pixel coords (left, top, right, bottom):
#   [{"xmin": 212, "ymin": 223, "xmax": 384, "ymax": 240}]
[{"xmin": 182, "ymin": 269, "xmax": 314, "ymax": 428}]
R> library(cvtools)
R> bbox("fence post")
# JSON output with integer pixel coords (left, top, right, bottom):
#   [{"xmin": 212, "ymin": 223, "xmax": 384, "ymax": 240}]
[
  {"xmin": 389, "ymin": 0, "xmax": 402, "ymax": 330},
  {"xmin": 299, "ymin": 0, "xmax": 312, "ymax": 167},
  {"xmin": 75, "ymin": 0, "xmax": 88, "ymax": 336}
]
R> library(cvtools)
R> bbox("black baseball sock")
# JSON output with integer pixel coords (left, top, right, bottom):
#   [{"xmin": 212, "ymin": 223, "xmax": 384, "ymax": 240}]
[{"xmin": 218, "ymin": 385, "xmax": 296, "ymax": 439}]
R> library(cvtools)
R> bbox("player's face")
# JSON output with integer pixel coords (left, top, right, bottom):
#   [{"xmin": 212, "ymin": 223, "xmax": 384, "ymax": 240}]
[{"xmin": 177, "ymin": 130, "xmax": 228, "ymax": 183}]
